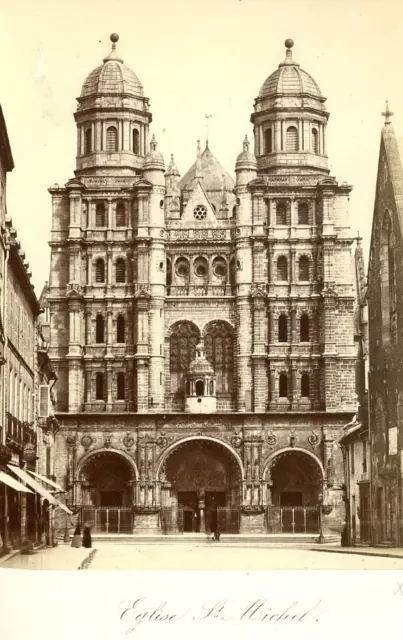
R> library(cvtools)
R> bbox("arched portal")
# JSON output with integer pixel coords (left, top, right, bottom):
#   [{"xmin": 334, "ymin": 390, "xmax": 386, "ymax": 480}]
[
  {"xmin": 264, "ymin": 448, "xmax": 325, "ymax": 534},
  {"xmin": 77, "ymin": 450, "xmax": 137, "ymax": 533},
  {"xmin": 158, "ymin": 438, "xmax": 242, "ymax": 534}
]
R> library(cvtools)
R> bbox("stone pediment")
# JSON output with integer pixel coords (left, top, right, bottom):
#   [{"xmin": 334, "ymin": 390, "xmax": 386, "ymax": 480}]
[
  {"xmin": 65, "ymin": 284, "xmax": 83, "ymax": 299},
  {"xmin": 133, "ymin": 178, "xmax": 153, "ymax": 190},
  {"xmin": 65, "ymin": 178, "xmax": 85, "ymax": 190},
  {"xmin": 248, "ymin": 177, "xmax": 267, "ymax": 191},
  {"xmin": 250, "ymin": 286, "xmax": 267, "ymax": 299},
  {"xmin": 181, "ymin": 182, "xmax": 219, "ymax": 228}
]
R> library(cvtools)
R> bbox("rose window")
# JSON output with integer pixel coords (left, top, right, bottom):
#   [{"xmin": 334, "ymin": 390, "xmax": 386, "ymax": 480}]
[{"xmin": 193, "ymin": 204, "xmax": 207, "ymax": 220}]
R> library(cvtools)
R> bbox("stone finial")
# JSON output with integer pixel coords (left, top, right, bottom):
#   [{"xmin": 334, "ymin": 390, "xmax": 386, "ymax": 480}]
[
  {"xmin": 243, "ymin": 135, "xmax": 250, "ymax": 152},
  {"xmin": 150, "ymin": 134, "xmax": 158, "ymax": 152},
  {"xmin": 167, "ymin": 153, "xmax": 180, "ymax": 176},
  {"xmin": 280, "ymin": 38, "xmax": 299, "ymax": 68},
  {"xmin": 382, "ymin": 100, "xmax": 393, "ymax": 125},
  {"xmin": 103, "ymin": 32, "xmax": 123, "ymax": 63}
]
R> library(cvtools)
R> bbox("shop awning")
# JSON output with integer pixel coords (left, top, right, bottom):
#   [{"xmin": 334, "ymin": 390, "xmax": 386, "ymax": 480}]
[
  {"xmin": 27, "ymin": 470, "xmax": 66, "ymax": 493},
  {"xmin": 7, "ymin": 465, "xmax": 72, "ymax": 515},
  {"xmin": 0, "ymin": 471, "xmax": 34, "ymax": 493}
]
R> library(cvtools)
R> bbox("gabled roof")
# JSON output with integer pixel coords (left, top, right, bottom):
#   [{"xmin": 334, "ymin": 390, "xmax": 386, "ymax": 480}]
[
  {"xmin": 179, "ymin": 146, "xmax": 234, "ymax": 192},
  {"xmin": 0, "ymin": 105, "xmax": 14, "ymax": 172}
]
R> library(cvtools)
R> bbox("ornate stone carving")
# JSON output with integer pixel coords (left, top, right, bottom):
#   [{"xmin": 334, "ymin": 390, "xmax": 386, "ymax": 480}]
[
  {"xmin": 66, "ymin": 434, "xmax": 77, "ymax": 449},
  {"xmin": 231, "ymin": 431, "xmax": 242, "ymax": 448},
  {"xmin": 288, "ymin": 430, "xmax": 296, "ymax": 447},
  {"xmin": 123, "ymin": 433, "xmax": 134, "ymax": 449},
  {"xmin": 267, "ymin": 431, "xmax": 277, "ymax": 447},
  {"xmin": 241, "ymin": 505, "xmax": 264, "ymax": 514},
  {"xmin": 308, "ymin": 431, "xmax": 319, "ymax": 448},
  {"xmin": 104, "ymin": 434, "xmax": 112, "ymax": 448},
  {"xmin": 81, "ymin": 435, "xmax": 93, "ymax": 451}
]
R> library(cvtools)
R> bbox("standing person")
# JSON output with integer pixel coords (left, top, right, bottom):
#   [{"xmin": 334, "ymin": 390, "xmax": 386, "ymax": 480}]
[
  {"xmin": 82, "ymin": 523, "xmax": 92, "ymax": 548},
  {"xmin": 71, "ymin": 523, "xmax": 81, "ymax": 548}
]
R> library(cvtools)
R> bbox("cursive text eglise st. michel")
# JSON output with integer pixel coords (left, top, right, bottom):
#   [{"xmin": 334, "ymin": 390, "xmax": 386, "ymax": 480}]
[{"xmin": 119, "ymin": 597, "xmax": 323, "ymax": 633}]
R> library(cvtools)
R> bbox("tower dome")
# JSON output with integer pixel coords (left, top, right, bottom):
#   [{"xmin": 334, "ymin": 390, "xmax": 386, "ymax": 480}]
[
  {"xmin": 80, "ymin": 33, "xmax": 144, "ymax": 99},
  {"xmin": 258, "ymin": 39, "xmax": 323, "ymax": 102},
  {"xmin": 251, "ymin": 39, "xmax": 329, "ymax": 175},
  {"xmin": 74, "ymin": 34, "xmax": 152, "ymax": 176}
]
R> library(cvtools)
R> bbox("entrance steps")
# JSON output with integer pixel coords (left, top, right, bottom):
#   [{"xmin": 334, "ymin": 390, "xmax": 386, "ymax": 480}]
[{"xmin": 81, "ymin": 533, "xmax": 340, "ymax": 545}]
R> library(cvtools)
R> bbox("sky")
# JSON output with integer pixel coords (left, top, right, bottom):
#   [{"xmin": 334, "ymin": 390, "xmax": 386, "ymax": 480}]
[{"xmin": 1, "ymin": 0, "xmax": 403, "ymax": 295}]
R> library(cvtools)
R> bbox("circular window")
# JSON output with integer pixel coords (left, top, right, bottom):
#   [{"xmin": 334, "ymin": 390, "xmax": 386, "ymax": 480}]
[
  {"xmin": 175, "ymin": 258, "xmax": 189, "ymax": 278},
  {"xmin": 193, "ymin": 204, "xmax": 207, "ymax": 220},
  {"xmin": 213, "ymin": 257, "xmax": 227, "ymax": 278},
  {"xmin": 194, "ymin": 257, "xmax": 208, "ymax": 278}
]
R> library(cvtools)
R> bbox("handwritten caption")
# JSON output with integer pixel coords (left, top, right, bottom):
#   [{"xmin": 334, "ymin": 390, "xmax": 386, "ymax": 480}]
[{"xmin": 119, "ymin": 597, "xmax": 323, "ymax": 634}]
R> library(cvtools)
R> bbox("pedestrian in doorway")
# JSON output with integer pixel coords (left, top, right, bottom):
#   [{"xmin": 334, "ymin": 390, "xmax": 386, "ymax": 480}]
[
  {"xmin": 214, "ymin": 522, "xmax": 220, "ymax": 542},
  {"xmin": 82, "ymin": 523, "xmax": 92, "ymax": 548},
  {"xmin": 71, "ymin": 523, "xmax": 81, "ymax": 548}
]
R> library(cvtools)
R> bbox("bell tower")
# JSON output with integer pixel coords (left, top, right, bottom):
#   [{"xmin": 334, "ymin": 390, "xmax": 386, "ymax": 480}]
[
  {"xmin": 251, "ymin": 39, "xmax": 329, "ymax": 176},
  {"xmin": 74, "ymin": 33, "xmax": 152, "ymax": 177}
]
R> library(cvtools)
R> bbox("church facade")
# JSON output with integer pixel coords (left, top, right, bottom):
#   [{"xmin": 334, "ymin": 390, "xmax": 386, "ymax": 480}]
[{"xmin": 47, "ymin": 35, "xmax": 357, "ymax": 537}]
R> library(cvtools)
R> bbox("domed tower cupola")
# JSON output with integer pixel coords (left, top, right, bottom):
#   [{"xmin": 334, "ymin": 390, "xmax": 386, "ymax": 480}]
[
  {"xmin": 235, "ymin": 135, "xmax": 257, "ymax": 186},
  {"xmin": 185, "ymin": 341, "xmax": 216, "ymax": 414},
  {"xmin": 74, "ymin": 33, "xmax": 152, "ymax": 177},
  {"xmin": 143, "ymin": 134, "xmax": 165, "ymax": 186},
  {"xmin": 251, "ymin": 39, "xmax": 330, "ymax": 176}
]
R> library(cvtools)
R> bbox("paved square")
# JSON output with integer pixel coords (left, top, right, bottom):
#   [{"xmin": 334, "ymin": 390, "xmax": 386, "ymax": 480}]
[{"xmin": 86, "ymin": 544, "xmax": 403, "ymax": 570}]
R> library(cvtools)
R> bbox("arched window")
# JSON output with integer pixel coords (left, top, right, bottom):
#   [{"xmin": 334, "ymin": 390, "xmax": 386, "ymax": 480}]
[
  {"xmin": 276, "ymin": 202, "xmax": 287, "ymax": 225},
  {"xmin": 84, "ymin": 128, "xmax": 92, "ymax": 154},
  {"xmin": 95, "ymin": 314, "xmax": 105, "ymax": 343},
  {"xmin": 312, "ymin": 128, "xmax": 319, "ymax": 154},
  {"xmin": 166, "ymin": 258, "xmax": 172, "ymax": 294},
  {"xmin": 170, "ymin": 322, "xmax": 199, "ymax": 395},
  {"xmin": 286, "ymin": 126, "xmax": 298, "ymax": 152},
  {"xmin": 95, "ymin": 373, "xmax": 104, "ymax": 401},
  {"xmin": 277, "ymin": 256, "xmax": 288, "ymax": 281},
  {"xmin": 300, "ymin": 314, "xmax": 310, "ymax": 342},
  {"xmin": 116, "ymin": 315, "xmax": 125, "ymax": 343},
  {"xmin": 195, "ymin": 380, "xmax": 204, "ymax": 396},
  {"xmin": 95, "ymin": 258, "xmax": 105, "ymax": 283},
  {"xmin": 298, "ymin": 256, "xmax": 310, "ymax": 281},
  {"xmin": 229, "ymin": 258, "xmax": 236, "ymax": 293},
  {"xmin": 96, "ymin": 202, "xmax": 106, "ymax": 227},
  {"xmin": 278, "ymin": 315, "xmax": 288, "ymax": 342},
  {"xmin": 279, "ymin": 373, "xmax": 288, "ymax": 398},
  {"xmin": 381, "ymin": 212, "xmax": 397, "ymax": 343},
  {"xmin": 298, "ymin": 202, "xmax": 309, "ymax": 225},
  {"xmin": 115, "ymin": 258, "xmax": 126, "ymax": 283},
  {"xmin": 117, "ymin": 372, "xmax": 125, "ymax": 400},
  {"xmin": 204, "ymin": 321, "xmax": 234, "ymax": 394},
  {"xmin": 116, "ymin": 202, "xmax": 126, "ymax": 227},
  {"xmin": 106, "ymin": 126, "xmax": 118, "ymax": 152},
  {"xmin": 265, "ymin": 128, "xmax": 273, "ymax": 153},
  {"xmin": 301, "ymin": 374, "xmax": 310, "ymax": 398},
  {"xmin": 132, "ymin": 128, "xmax": 140, "ymax": 154}
]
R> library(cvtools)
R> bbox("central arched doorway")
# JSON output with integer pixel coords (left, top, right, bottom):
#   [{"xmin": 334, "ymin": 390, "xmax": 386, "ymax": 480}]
[
  {"xmin": 264, "ymin": 448, "xmax": 324, "ymax": 534},
  {"xmin": 78, "ymin": 450, "xmax": 137, "ymax": 534},
  {"xmin": 159, "ymin": 438, "xmax": 242, "ymax": 534}
]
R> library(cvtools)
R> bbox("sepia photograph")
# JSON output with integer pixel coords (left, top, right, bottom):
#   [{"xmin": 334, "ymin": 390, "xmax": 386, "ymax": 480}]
[{"xmin": 1, "ymin": 0, "xmax": 403, "ymax": 598}]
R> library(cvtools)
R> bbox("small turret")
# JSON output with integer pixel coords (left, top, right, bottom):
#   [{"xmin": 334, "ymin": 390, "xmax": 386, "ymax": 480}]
[
  {"xmin": 235, "ymin": 135, "xmax": 257, "ymax": 186},
  {"xmin": 165, "ymin": 153, "xmax": 181, "ymax": 219},
  {"xmin": 143, "ymin": 134, "xmax": 165, "ymax": 186},
  {"xmin": 185, "ymin": 341, "xmax": 216, "ymax": 414}
]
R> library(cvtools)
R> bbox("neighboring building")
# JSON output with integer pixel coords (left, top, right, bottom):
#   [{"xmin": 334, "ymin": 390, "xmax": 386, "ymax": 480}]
[
  {"xmin": 339, "ymin": 236, "xmax": 370, "ymax": 546},
  {"xmin": 367, "ymin": 104, "xmax": 403, "ymax": 546},
  {"xmin": 47, "ymin": 36, "xmax": 357, "ymax": 538},
  {"xmin": 0, "ymin": 107, "xmax": 69, "ymax": 555}
]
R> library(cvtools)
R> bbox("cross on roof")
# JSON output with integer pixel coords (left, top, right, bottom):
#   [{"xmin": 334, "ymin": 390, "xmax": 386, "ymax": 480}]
[{"xmin": 382, "ymin": 100, "xmax": 394, "ymax": 125}]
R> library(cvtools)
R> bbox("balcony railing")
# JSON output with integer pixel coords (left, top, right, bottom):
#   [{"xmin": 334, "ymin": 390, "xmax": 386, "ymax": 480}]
[
  {"xmin": 6, "ymin": 412, "xmax": 37, "ymax": 450},
  {"xmin": 166, "ymin": 285, "xmax": 235, "ymax": 297}
]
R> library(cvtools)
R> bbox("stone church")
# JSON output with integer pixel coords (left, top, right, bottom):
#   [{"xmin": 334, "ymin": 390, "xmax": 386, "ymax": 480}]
[{"xmin": 46, "ymin": 35, "xmax": 357, "ymax": 537}]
